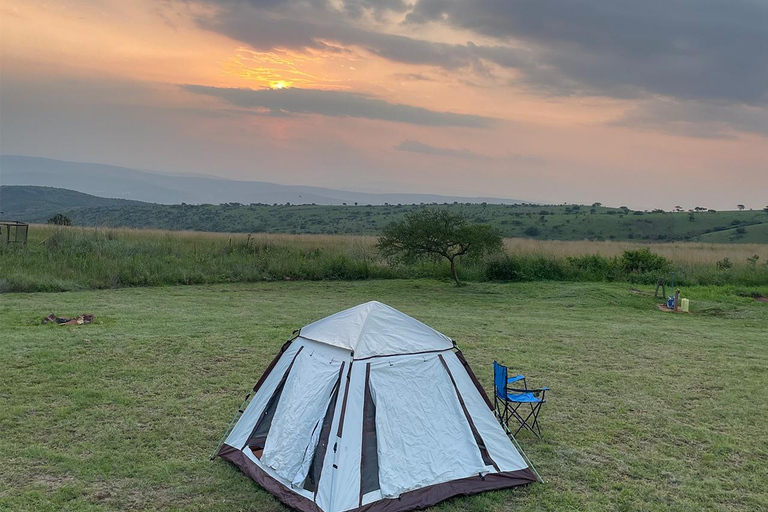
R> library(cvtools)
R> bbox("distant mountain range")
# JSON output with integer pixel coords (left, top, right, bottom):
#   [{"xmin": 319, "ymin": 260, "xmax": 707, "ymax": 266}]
[{"xmin": 0, "ymin": 155, "xmax": 527, "ymax": 206}]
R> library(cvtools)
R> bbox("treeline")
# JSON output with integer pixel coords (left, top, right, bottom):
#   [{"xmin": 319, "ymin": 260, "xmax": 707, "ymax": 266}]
[{"xmin": 29, "ymin": 202, "xmax": 768, "ymax": 243}]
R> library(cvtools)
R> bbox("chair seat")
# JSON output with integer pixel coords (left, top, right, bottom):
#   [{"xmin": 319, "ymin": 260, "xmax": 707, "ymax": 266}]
[{"xmin": 506, "ymin": 392, "xmax": 542, "ymax": 403}]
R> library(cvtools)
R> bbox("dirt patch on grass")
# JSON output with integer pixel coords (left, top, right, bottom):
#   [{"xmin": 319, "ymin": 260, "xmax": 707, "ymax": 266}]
[
  {"xmin": 656, "ymin": 304, "xmax": 688, "ymax": 314},
  {"xmin": 735, "ymin": 291, "xmax": 768, "ymax": 302},
  {"xmin": 88, "ymin": 479, "xmax": 175, "ymax": 510},
  {"xmin": 32, "ymin": 472, "xmax": 75, "ymax": 490}
]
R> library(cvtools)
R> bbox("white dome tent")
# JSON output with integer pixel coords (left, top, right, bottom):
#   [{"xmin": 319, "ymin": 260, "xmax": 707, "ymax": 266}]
[{"xmin": 213, "ymin": 301, "xmax": 539, "ymax": 512}]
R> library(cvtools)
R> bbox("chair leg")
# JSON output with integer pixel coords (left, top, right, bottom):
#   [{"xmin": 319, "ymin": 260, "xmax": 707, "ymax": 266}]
[
  {"xmin": 510, "ymin": 403, "xmax": 533, "ymax": 437},
  {"xmin": 510, "ymin": 402, "xmax": 543, "ymax": 439},
  {"xmin": 527, "ymin": 401, "xmax": 542, "ymax": 437}
]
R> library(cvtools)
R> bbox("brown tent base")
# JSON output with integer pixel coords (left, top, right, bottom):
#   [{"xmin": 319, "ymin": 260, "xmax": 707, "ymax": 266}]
[{"xmin": 218, "ymin": 444, "xmax": 537, "ymax": 512}]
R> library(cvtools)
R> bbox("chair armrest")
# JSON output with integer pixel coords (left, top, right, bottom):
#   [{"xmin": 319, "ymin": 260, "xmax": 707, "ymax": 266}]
[
  {"xmin": 509, "ymin": 387, "xmax": 548, "ymax": 396},
  {"xmin": 507, "ymin": 375, "xmax": 525, "ymax": 384}
]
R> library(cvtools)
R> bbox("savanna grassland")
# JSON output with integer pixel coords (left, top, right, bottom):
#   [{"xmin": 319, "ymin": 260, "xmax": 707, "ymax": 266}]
[
  {"xmin": 1, "ymin": 280, "xmax": 767, "ymax": 512},
  {"xmin": 3, "ymin": 185, "xmax": 767, "ymax": 243},
  {"xmin": 1, "ymin": 225, "xmax": 767, "ymax": 293}
]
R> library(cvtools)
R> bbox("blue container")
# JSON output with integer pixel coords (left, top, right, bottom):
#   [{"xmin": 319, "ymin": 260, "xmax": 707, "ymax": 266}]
[{"xmin": 667, "ymin": 296, "xmax": 675, "ymax": 309}]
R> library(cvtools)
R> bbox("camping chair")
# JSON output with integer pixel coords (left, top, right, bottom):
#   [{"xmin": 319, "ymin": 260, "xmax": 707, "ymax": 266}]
[{"xmin": 493, "ymin": 361, "xmax": 548, "ymax": 438}]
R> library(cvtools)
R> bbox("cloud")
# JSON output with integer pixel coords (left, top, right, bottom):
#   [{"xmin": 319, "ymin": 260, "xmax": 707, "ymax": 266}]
[
  {"xmin": 198, "ymin": 7, "xmax": 530, "ymax": 71},
  {"xmin": 182, "ymin": 85, "xmax": 495, "ymax": 127},
  {"xmin": 341, "ymin": 0, "xmax": 411, "ymax": 20},
  {"xmin": 396, "ymin": 139, "xmax": 545, "ymax": 163},
  {"xmin": 392, "ymin": 73, "xmax": 436, "ymax": 82},
  {"xmin": 200, "ymin": 0, "xmax": 768, "ymax": 105},
  {"xmin": 191, "ymin": 0, "xmax": 768, "ymax": 139},
  {"xmin": 614, "ymin": 99, "xmax": 768, "ymax": 139},
  {"xmin": 396, "ymin": 140, "xmax": 484, "ymax": 159},
  {"xmin": 407, "ymin": 0, "xmax": 768, "ymax": 104}
]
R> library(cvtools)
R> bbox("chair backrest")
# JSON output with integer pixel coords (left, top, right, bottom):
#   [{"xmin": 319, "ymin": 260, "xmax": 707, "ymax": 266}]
[{"xmin": 493, "ymin": 360, "xmax": 507, "ymax": 400}]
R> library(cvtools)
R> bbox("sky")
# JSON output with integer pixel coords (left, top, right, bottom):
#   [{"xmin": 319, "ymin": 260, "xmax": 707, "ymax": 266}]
[{"xmin": 1, "ymin": 0, "xmax": 766, "ymax": 210}]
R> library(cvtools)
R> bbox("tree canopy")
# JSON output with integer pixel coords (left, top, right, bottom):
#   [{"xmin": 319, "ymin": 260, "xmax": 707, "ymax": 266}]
[
  {"xmin": 377, "ymin": 209, "xmax": 503, "ymax": 285},
  {"xmin": 47, "ymin": 213, "xmax": 72, "ymax": 226}
]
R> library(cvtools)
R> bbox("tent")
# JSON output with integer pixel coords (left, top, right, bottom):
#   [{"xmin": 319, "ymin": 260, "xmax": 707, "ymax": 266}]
[{"xmin": 214, "ymin": 301, "xmax": 539, "ymax": 512}]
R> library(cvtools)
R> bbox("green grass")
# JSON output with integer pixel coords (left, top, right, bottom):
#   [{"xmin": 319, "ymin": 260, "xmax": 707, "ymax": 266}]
[
  {"xmin": 696, "ymin": 223, "xmax": 768, "ymax": 244},
  {"xmin": 2, "ymin": 226, "xmax": 767, "ymax": 293},
  {"xmin": 1, "ymin": 280, "xmax": 767, "ymax": 511}
]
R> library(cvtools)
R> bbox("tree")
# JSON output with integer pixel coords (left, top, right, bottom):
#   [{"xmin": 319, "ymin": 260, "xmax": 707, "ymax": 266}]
[
  {"xmin": 47, "ymin": 213, "xmax": 72, "ymax": 226},
  {"xmin": 737, "ymin": 204, "xmax": 745, "ymax": 210},
  {"xmin": 377, "ymin": 209, "xmax": 502, "ymax": 286},
  {"xmin": 523, "ymin": 226, "xmax": 541, "ymax": 237}
]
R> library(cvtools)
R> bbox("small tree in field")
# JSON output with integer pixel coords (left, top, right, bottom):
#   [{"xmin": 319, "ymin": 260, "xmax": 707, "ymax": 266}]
[
  {"xmin": 737, "ymin": 204, "xmax": 745, "ymax": 211},
  {"xmin": 377, "ymin": 209, "xmax": 502, "ymax": 286},
  {"xmin": 47, "ymin": 213, "xmax": 72, "ymax": 226}
]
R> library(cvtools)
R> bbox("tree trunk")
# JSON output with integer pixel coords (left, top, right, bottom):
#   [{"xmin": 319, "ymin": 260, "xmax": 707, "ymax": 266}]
[{"xmin": 449, "ymin": 257, "xmax": 461, "ymax": 286}]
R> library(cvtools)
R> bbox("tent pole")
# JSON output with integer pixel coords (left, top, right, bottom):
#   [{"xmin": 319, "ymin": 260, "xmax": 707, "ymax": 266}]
[
  {"xmin": 508, "ymin": 432, "xmax": 545, "ymax": 484},
  {"xmin": 210, "ymin": 391, "xmax": 252, "ymax": 460},
  {"xmin": 498, "ymin": 413, "xmax": 545, "ymax": 484}
]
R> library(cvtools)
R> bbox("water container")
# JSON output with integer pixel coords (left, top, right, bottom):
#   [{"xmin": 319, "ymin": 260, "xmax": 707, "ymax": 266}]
[
  {"xmin": 667, "ymin": 296, "xmax": 675, "ymax": 309},
  {"xmin": 681, "ymin": 298, "xmax": 690, "ymax": 313}
]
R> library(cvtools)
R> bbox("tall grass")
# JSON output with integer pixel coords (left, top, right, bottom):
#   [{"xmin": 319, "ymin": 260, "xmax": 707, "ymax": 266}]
[{"xmin": 1, "ymin": 225, "xmax": 766, "ymax": 293}]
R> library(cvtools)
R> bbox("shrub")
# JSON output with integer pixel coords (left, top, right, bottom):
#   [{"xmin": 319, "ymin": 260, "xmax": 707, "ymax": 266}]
[
  {"xmin": 716, "ymin": 258, "xmax": 733, "ymax": 270},
  {"xmin": 47, "ymin": 213, "xmax": 72, "ymax": 226},
  {"xmin": 620, "ymin": 248, "xmax": 670, "ymax": 274},
  {"xmin": 523, "ymin": 226, "xmax": 541, "ymax": 237},
  {"xmin": 567, "ymin": 254, "xmax": 620, "ymax": 280},
  {"xmin": 485, "ymin": 256, "xmax": 526, "ymax": 281}
]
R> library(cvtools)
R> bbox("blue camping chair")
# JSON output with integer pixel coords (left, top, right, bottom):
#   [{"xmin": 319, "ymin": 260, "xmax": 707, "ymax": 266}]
[{"xmin": 493, "ymin": 361, "xmax": 548, "ymax": 438}]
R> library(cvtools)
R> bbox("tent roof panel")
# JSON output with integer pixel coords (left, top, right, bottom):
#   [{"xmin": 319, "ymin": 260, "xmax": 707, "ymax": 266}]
[{"xmin": 299, "ymin": 301, "xmax": 452, "ymax": 359}]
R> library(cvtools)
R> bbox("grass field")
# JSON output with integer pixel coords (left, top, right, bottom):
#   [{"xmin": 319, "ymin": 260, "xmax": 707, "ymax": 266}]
[
  {"xmin": 2, "ymin": 225, "xmax": 767, "ymax": 293},
  {"xmin": 1, "ymin": 280, "xmax": 767, "ymax": 511}
]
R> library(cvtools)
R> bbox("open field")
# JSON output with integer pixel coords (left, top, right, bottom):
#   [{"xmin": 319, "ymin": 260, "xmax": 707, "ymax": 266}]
[
  {"xmin": 1, "ymin": 280, "xmax": 767, "ymax": 511},
  {"xmin": 1, "ymin": 225, "xmax": 767, "ymax": 293},
  {"xmin": 18, "ymin": 224, "xmax": 768, "ymax": 263}
]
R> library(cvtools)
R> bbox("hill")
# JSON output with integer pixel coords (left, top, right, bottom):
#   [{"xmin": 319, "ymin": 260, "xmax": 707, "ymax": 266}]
[
  {"xmin": 0, "ymin": 155, "xmax": 527, "ymax": 206},
  {"xmin": 0, "ymin": 186, "xmax": 149, "ymax": 221},
  {"xmin": 695, "ymin": 222, "xmax": 768, "ymax": 244},
  {"xmin": 3, "ymin": 185, "xmax": 766, "ymax": 242}
]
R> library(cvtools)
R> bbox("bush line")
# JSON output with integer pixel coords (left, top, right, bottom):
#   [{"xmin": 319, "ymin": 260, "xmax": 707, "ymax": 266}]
[{"xmin": 1, "ymin": 230, "xmax": 766, "ymax": 293}]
